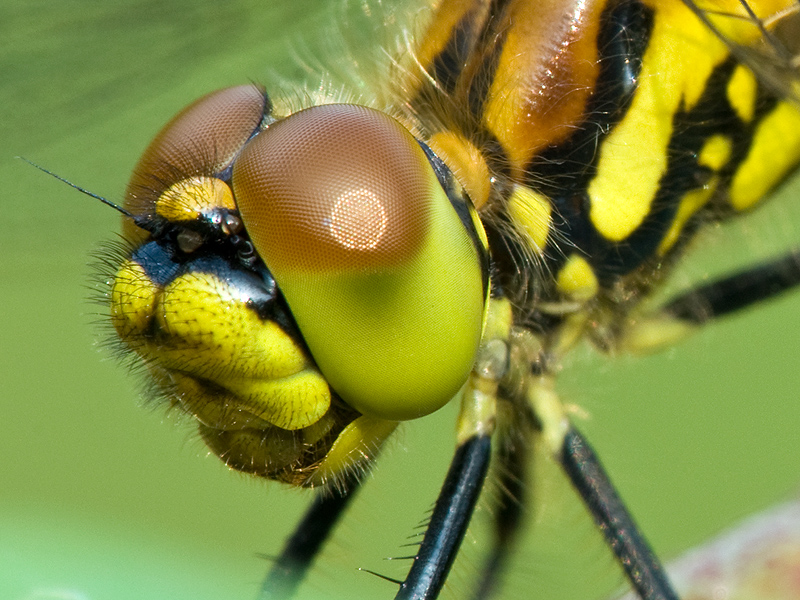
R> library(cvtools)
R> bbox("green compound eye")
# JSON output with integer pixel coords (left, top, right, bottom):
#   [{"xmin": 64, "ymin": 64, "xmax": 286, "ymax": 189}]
[{"xmin": 232, "ymin": 104, "xmax": 487, "ymax": 421}]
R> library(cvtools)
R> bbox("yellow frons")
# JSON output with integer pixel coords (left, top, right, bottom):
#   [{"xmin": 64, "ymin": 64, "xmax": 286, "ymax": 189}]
[{"xmin": 156, "ymin": 176, "xmax": 235, "ymax": 223}]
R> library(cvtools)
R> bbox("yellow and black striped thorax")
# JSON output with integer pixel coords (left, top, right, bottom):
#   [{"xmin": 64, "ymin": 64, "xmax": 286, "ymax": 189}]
[{"xmin": 403, "ymin": 0, "xmax": 800, "ymax": 324}]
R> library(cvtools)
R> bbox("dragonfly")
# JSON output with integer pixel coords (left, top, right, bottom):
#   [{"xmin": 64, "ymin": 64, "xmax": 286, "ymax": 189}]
[{"xmin": 99, "ymin": 0, "xmax": 800, "ymax": 598}]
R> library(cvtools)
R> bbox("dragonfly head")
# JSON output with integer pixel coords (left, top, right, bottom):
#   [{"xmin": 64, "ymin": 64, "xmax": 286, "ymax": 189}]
[{"xmin": 108, "ymin": 86, "xmax": 490, "ymax": 486}]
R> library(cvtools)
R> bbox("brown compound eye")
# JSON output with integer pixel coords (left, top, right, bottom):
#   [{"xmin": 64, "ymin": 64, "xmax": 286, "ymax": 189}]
[
  {"xmin": 231, "ymin": 104, "xmax": 487, "ymax": 422},
  {"xmin": 124, "ymin": 85, "xmax": 268, "ymax": 240},
  {"xmin": 232, "ymin": 104, "xmax": 434, "ymax": 275}
]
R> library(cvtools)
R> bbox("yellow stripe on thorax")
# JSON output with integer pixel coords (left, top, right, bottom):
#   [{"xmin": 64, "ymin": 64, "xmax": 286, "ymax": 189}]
[
  {"xmin": 588, "ymin": 0, "xmax": 735, "ymax": 243},
  {"xmin": 730, "ymin": 103, "xmax": 800, "ymax": 211}
]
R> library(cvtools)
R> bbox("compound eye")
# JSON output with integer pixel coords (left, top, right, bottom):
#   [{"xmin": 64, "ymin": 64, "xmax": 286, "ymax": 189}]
[
  {"xmin": 124, "ymin": 85, "xmax": 267, "ymax": 240},
  {"xmin": 232, "ymin": 104, "xmax": 487, "ymax": 421}
]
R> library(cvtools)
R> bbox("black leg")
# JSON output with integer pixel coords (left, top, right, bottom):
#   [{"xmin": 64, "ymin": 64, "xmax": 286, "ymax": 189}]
[
  {"xmin": 559, "ymin": 426, "xmax": 679, "ymax": 600},
  {"xmin": 395, "ymin": 434, "xmax": 492, "ymax": 600},
  {"xmin": 259, "ymin": 474, "xmax": 361, "ymax": 600},
  {"xmin": 471, "ymin": 421, "xmax": 531, "ymax": 600},
  {"xmin": 664, "ymin": 250, "xmax": 800, "ymax": 323}
]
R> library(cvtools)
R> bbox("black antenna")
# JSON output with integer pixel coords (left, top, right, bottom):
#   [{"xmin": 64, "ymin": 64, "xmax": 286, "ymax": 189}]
[{"xmin": 19, "ymin": 157, "xmax": 133, "ymax": 218}]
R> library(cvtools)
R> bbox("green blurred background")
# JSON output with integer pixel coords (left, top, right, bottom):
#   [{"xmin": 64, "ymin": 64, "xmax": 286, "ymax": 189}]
[{"xmin": 2, "ymin": 1, "xmax": 800, "ymax": 599}]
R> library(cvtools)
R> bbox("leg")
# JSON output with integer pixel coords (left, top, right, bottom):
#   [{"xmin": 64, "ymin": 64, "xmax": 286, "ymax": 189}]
[
  {"xmin": 621, "ymin": 250, "xmax": 800, "ymax": 353},
  {"xmin": 470, "ymin": 407, "xmax": 532, "ymax": 600},
  {"xmin": 526, "ymin": 373, "xmax": 679, "ymax": 600},
  {"xmin": 394, "ymin": 435, "xmax": 493, "ymax": 600},
  {"xmin": 663, "ymin": 250, "xmax": 800, "ymax": 323},
  {"xmin": 259, "ymin": 473, "xmax": 361, "ymax": 600},
  {"xmin": 559, "ymin": 426, "xmax": 679, "ymax": 600}
]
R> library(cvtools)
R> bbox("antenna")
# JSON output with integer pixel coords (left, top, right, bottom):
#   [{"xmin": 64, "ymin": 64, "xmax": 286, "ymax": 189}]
[{"xmin": 19, "ymin": 157, "xmax": 133, "ymax": 218}]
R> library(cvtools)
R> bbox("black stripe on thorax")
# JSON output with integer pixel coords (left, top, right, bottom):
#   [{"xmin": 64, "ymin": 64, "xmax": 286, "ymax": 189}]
[{"xmin": 427, "ymin": 0, "xmax": 513, "ymax": 97}]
